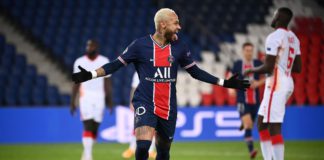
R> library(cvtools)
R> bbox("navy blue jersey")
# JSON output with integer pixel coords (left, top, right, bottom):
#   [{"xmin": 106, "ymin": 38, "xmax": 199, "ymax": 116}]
[
  {"xmin": 232, "ymin": 59, "xmax": 263, "ymax": 104},
  {"xmin": 118, "ymin": 35, "xmax": 195, "ymax": 120}
]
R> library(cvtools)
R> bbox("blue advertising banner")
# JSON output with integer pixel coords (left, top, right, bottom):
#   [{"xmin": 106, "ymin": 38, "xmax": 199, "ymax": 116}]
[{"xmin": 0, "ymin": 106, "xmax": 323, "ymax": 143}]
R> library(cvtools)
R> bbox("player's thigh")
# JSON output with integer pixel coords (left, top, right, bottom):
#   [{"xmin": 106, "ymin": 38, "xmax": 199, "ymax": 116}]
[
  {"xmin": 267, "ymin": 91, "xmax": 290, "ymax": 123},
  {"xmin": 92, "ymin": 99, "xmax": 105, "ymax": 123},
  {"xmin": 133, "ymin": 102, "xmax": 157, "ymax": 140},
  {"xmin": 238, "ymin": 103, "xmax": 253, "ymax": 128},
  {"xmin": 79, "ymin": 99, "xmax": 94, "ymax": 121},
  {"xmin": 155, "ymin": 131, "xmax": 172, "ymax": 149},
  {"xmin": 257, "ymin": 115, "xmax": 268, "ymax": 131},
  {"xmin": 258, "ymin": 89, "xmax": 270, "ymax": 118},
  {"xmin": 251, "ymin": 104, "xmax": 259, "ymax": 122},
  {"xmin": 83, "ymin": 119, "xmax": 95, "ymax": 131},
  {"xmin": 156, "ymin": 116, "xmax": 176, "ymax": 141},
  {"xmin": 241, "ymin": 114, "xmax": 253, "ymax": 129},
  {"xmin": 269, "ymin": 123, "xmax": 282, "ymax": 135}
]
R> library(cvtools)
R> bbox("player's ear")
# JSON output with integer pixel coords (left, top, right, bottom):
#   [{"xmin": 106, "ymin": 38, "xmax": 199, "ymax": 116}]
[{"xmin": 160, "ymin": 21, "xmax": 167, "ymax": 29}]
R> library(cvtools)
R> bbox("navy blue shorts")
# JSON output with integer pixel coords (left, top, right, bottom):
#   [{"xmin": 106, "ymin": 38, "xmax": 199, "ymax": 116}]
[
  {"xmin": 237, "ymin": 103, "xmax": 259, "ymax": 122},
  {"xmin": 133, "ymin": 102, "xmax": 176, "ymax": 141}
]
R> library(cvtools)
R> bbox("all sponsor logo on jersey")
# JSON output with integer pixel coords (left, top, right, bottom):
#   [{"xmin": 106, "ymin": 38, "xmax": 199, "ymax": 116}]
[{"xmin": 154, "ymin": 67, "xmax": 171, "ymax": 79}]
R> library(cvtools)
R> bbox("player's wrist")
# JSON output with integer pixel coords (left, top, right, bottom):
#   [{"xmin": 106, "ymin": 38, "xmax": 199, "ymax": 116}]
[
  {"xmin": 217, "ymin": 78, "xmax": 225, "ymax": 86},
  {"xmin": 91, "ymin": 71, "xmax": 97, "ymax": 78}
]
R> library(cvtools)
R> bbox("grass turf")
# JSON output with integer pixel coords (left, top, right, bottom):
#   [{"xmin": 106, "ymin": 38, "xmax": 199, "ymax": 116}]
[{"xmin": 0, "ymin": 141, "xmax": 323, "ymax": 160}]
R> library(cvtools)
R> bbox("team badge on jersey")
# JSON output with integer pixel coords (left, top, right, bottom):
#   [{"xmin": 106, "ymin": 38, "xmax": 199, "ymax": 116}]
[{"xmin": 168, "ymin": 55, "xmax": 174, "ymax": 64}]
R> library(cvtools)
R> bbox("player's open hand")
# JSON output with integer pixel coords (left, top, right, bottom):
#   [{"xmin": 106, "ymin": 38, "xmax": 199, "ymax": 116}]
[
  {"xmin": 70, "ymin": 102, "xmax": 77, "ymax": 116},
  {"xmin": 223, "ymin": 73, "xmax": 250, "ymax": 91},
  {"xmin": 72, "ymin": 66, "xmax": 92, "ymax": 84}
]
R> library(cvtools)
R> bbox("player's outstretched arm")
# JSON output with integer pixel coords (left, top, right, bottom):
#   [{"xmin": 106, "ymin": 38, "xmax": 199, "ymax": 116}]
[
  {"xmin": 244, "ymin": 55, "xmax": 276, "ymax": 76},
  {"xmin": 186, "ymin": 65, "xmax": 250, "ymax": 91},
  {"xmin": 72, "ymin": 59, "xmax": 124, "ymax": 84}
]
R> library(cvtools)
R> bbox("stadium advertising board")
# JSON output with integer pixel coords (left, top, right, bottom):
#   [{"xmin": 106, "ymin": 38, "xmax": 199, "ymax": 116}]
[{"xmin": 0, "ymin": 106, "xmax": 323, "ymax": 143}]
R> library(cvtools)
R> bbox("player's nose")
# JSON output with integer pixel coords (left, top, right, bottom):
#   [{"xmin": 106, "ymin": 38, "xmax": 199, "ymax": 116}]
[{"xmin": 178, "ymin": 25, "xmax": 181, "ymax": 30}]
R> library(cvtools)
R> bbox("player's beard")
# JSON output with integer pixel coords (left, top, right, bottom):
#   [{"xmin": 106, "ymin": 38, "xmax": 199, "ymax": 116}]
[
  {"xmin": 164, "ymin": 28, "xmax": 176, "ymax": 43},
  {"xmin": 87, "ymin": 51, "xmax": 97, "ymax": 57},
  {"xmin": 271, "ymin": 19, "xmax": 277, "ymax": 28}
]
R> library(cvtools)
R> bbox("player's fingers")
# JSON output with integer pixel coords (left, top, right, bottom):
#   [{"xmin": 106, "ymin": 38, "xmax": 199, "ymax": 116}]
[
  {"xmin": 78, "ymin": 65, "xmax": 86, "ymax": 72},
  {"xmin": 242, "ymin": 81, "xmax": 250, "ymax": 87},
  {"xmin": 244, "ymin": 82, "xmax": 251, "ymax": 87},
  {"xmin": 231, "ymin": 73, "xmax": 239, "ymax": 79},
  {"xmin": 243, "ymin": 84, "xmax": 250, "ymax": 88}
]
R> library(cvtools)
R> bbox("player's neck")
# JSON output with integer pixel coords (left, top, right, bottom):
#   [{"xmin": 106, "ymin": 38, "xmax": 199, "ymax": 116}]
[
  {"xmin": 86, "ymin": 53, "xmax": 99, "ymax": 61},
  {"xmin": 275, "ymin": 24, "xmax": 288, "ymax": 30},
  {"xmin": 152, "ymin": 32, "xmax": 168, "ymax": 46},
  {"xmin": 244, "ymin": 58, "xmax": 253, "ymax": 64}
]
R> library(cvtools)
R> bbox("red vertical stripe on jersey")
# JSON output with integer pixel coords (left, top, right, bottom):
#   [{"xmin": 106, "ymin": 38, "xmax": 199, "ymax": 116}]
[
  {"xmin": 153, "ymin": 43, "xmax": 171, "ymax": 120},
  {"xmin": 154, "ymin": 44, "xmax": 171, "ymax": 67},
  {"xmin": 267, "ymin": 67, "xmax": 278, "ymax": 123},
  {"xmin": 243, "ymin": 63, "xmax": 256, "ymax": 104},
  {"xmin": 154, "ymin": 82, "xmax": 170, "ymax": 119}
]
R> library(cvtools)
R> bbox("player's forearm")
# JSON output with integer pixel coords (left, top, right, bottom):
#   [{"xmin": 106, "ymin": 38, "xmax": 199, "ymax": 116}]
[
  {"xmin": 71, "ymin": 84, "xmax": 80, "ymax": 105},
  {"xmin": 104, "ymin": 78, "xmax": 113, "ymax": 106},
  {"xmin": 92, "ymin": 59, "xmax": 124, "ymax": 78},
  {"xmin": 250, "ymin": 55, "xmax": 276, "ymax": 75},
  {"xmin": 250, "ymin": 64, "xmax": 274, "ymax": 75},
  {"xmin": 186, "ymin": 65, "xmax": 223, "ymax": 85}
]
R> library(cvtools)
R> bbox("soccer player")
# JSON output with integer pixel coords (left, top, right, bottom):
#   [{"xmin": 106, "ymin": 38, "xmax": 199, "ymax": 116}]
[
  {"xmin": 72, "ymin": 8, "xmax": 250, "ymax": 160},
  {"xmin": 122, "ymin": 72, "xmax": 157, "ymax": 159},
  {"xmin": 244, "ymin": 7, "xmax": 302, "ymax": 160},
  {"xmin": 70, "ymin": 39, "xmax": 112, "ymax": 160},
  {"xmin": 229, "ymin": 42, "xmax": 265, "ymax": 159}
]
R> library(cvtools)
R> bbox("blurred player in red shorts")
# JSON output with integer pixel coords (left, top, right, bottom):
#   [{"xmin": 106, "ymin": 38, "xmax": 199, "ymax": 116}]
[{"xmin": 71, "ymin": 40, "xmax": 112, "ymax": 160}]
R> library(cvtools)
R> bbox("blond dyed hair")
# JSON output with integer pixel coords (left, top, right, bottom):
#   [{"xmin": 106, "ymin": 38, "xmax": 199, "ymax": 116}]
[{"xmin": 154, "ymin": 8, "xmax": 176, "ymax": 30}]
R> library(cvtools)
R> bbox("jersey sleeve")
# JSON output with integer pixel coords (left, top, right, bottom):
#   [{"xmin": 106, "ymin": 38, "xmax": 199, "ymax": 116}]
[
  {"xmin": 118, "ymin": 40, "xmax": 137, "ymax": 65},
  {"xmin": 179, "ymin": 44, "xmax": 195, "ymax": 69},
  {"xmin": 295, "ymin": 37, "xmax": 301, "ymax": 55},
  {"xmin": 73, "ymin": 59, "xmax": 80, "ymax": 73},
  {"xmin": 102, "ymin": 57, "xmax": 111, "ymax": 78},
  {"xmin": 265, "ymin": 32, "xmax": 282, "ymax": 56}
]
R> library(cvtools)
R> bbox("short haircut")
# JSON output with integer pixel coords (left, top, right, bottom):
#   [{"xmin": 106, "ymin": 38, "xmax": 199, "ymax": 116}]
[
  {"xmin": 278, "ymin": 7, "xmax": 293, "ymax": 24},
  {"xmin": 88, "ymin": 39, "xmax": 99, "ymax": 46},
  {"xmin": 242, "ymin": 42, "xmax": 254, "ymax": 49},
  {"xmin": 154, "ymin": 8, "xmax": 176, "ymax": 30}
]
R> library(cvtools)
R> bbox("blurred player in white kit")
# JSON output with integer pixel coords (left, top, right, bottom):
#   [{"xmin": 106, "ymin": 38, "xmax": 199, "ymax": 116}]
[
  {"xmin": 71, "ymin": 39, "xmax": 112, "ymax": 160},
  {"xmin": 244, "ymin": 7, "xmax": 302, "ymax": 160}
]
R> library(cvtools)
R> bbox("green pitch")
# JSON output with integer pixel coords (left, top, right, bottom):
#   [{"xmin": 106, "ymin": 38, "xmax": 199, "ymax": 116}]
[{"xmin": 0, "ymin": 141, "xmax": 323, "ymax": 160}]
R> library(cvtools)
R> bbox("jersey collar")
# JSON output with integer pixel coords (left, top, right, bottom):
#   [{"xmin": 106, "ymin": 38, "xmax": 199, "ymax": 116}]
[
  {"xmin": 276, "ymin": 27, "xmax": 289, "ymax": 31},
  {"xmin": 85, "ymin": 53, "xmax": 99, "ymax": 61},
  {"xmin": 150, "ymin": 35, "xmax": 170, "ymax": 49}
]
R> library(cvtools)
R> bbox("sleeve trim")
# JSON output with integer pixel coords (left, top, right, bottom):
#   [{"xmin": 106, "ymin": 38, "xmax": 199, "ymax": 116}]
[
  {"xmin": 184, "ymin": 62, "xmax": 196, "ymax": 69},
  {"xmin": 118, "ymin": 56, "xmax": 127, "ymax": 66}
]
